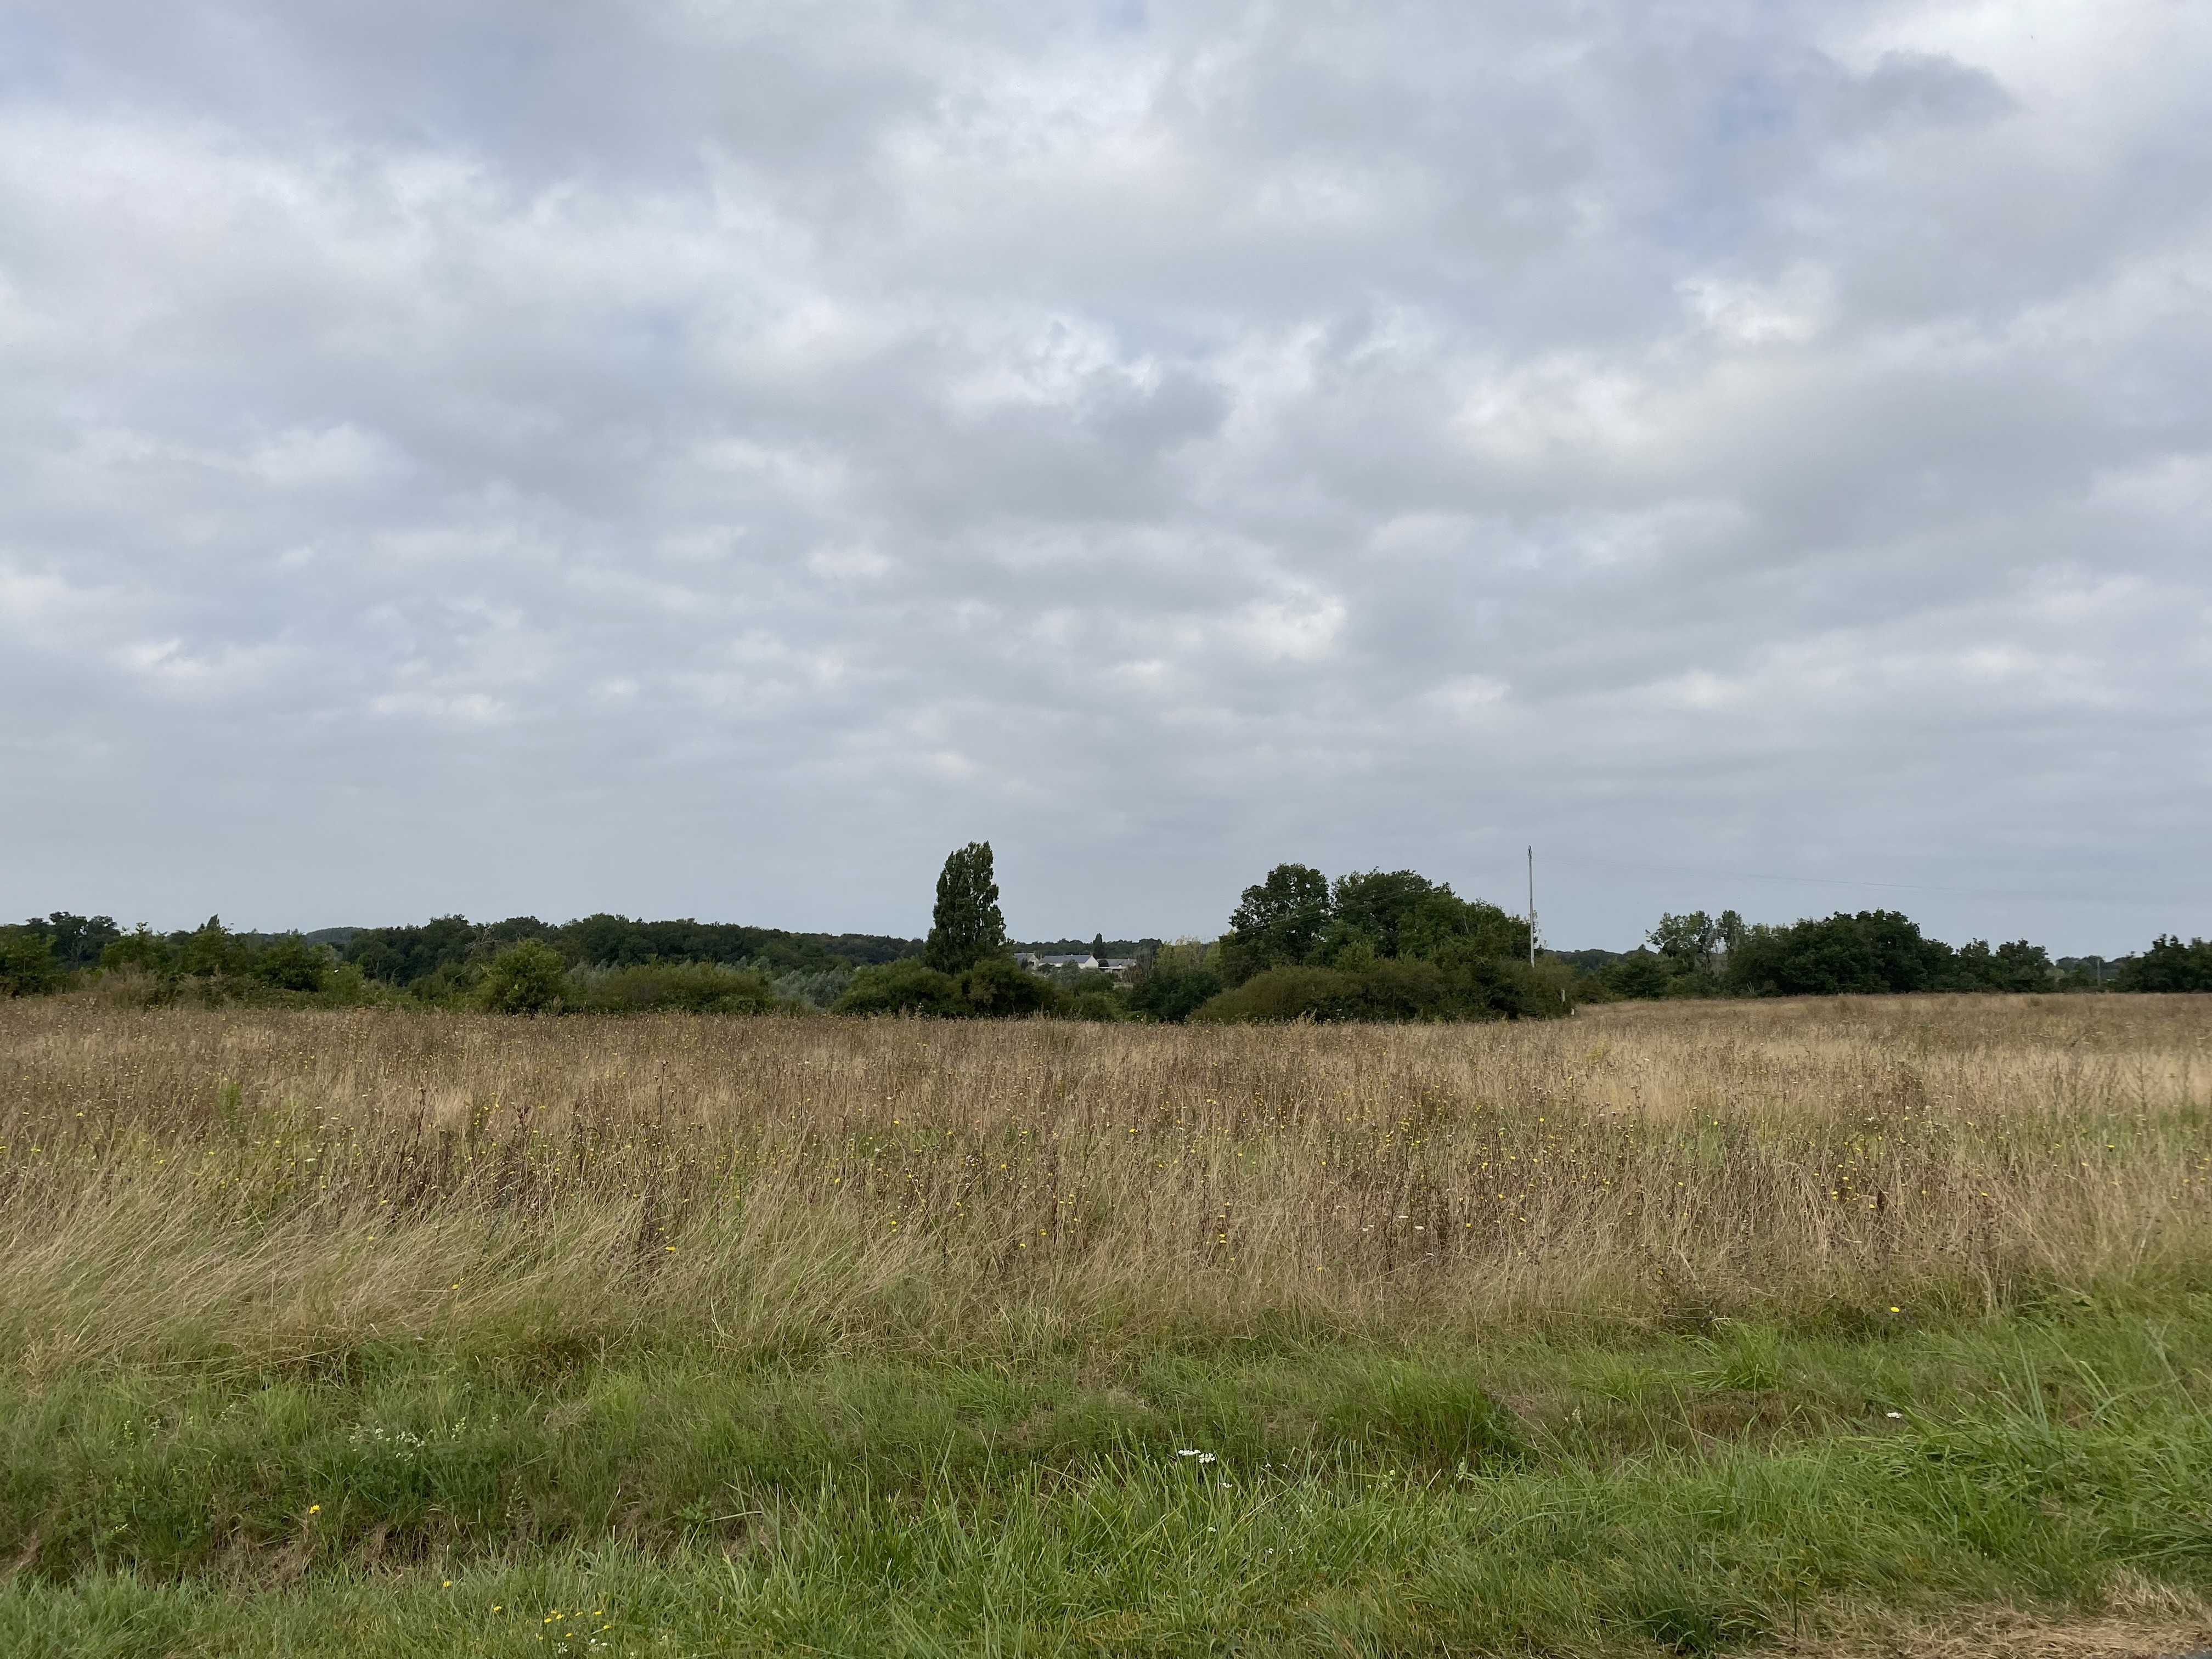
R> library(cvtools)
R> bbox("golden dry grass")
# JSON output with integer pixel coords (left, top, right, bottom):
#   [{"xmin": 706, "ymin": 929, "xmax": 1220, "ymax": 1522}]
[
  {"xmin": 3, "ymin": 992, "xmax": 2209, "ymax": 1371},
  {"xmin": 1774, "ymin": 1571, "xmax": 2212, "ymax": 1659}
]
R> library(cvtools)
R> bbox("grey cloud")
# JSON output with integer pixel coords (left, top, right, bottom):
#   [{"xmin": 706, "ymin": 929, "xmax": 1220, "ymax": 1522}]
[
  {"xmin": 1, "ymin": 0, "xmax": 2207, "ymax": 951},
  {"xmin": 1847, "ymin": 49, "xmax": 2018, "ymax": 127}
]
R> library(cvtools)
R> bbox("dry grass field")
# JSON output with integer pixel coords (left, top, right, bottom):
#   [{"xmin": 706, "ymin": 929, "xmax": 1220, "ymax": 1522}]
[
  {"xmin": 4, "ymin": 992, "xmax": 2211, "ymax": 1657},
  {"xmin": 4, "ymin": 992, "xmax": 2208, "ymax": 1368}
]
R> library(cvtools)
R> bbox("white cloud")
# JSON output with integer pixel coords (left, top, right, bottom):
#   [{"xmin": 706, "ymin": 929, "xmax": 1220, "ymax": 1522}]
[
  {"xmin": 1228, "ymin": 589, "xmax": 1348, "ymax": 663},
  {"xmin": 1650, "ymin": 670, "xmax": 1746, "ymax": 712},
  {"xmin": 367, "ymin": 690, "xmax": 511, "ymax": 727},
  {"xmin": 246, "ymin": 425, "xmax": 401, "ymax": 488},
  {"xmin": 1425, "ymin": 675, "xmax": 1511, "ymax": 722},
  {"xmin": 1678, "ymin": 266, "xmax": 1835, "ymax": 346}
]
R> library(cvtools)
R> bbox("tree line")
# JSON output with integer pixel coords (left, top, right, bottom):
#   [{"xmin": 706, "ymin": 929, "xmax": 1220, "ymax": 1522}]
[
  {"xmin": 1575, "ymin": 909, "xmax": 2211, "ymax": 999},
  {"xmin": 793, "ymin": 847, "xmax": 1575, "ymax": 1022},
  {"xmin": 0, "ymin": 911, "xmax": 917, "ymax": 1012},
  {"xmin": 2, "ymin": 848, "xmax": 2206, "ymax": 1014}
]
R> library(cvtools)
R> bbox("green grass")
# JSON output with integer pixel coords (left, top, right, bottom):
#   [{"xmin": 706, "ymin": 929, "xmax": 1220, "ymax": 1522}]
[{"xmin": 6, "ymin": 1302, "xmax": 2212, "ymax": 1656}]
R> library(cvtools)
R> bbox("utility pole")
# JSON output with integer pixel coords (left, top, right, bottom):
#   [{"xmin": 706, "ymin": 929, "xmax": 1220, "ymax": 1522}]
[{"xmin": 1526, "ymin": 845, "xmax": 1536, "ymax": 966}]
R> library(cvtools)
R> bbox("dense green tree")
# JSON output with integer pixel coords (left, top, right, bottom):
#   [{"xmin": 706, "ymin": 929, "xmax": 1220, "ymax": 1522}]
[
  {"xmin": 18, "ymin": 913, "xmax": 120, "ymax": 971},
  {"xmin": 923, "ymin": 843, "xmax": 1007, "ymax": 973},
  {"xmin": 99, "ymin": 926, "xmax": 176, "ymax": 978},
  {"xmin": 2116, "ymin": 936, "xmax": 2212, "ymax": 992},
  {"xmin": 250, "ymin": 934, "xmax": 331, "ymax": 993},
  {"xmin": 1389, "ymin": 885, "xmax": 1527, "ymax": 968},
  {"xmin": 1329, "ymin": 870, "xmax": 1443, "ymax": 961},
  {"xmin": 176, "ymin": 917, "xmax": 251, "ymax": 980},
  {"xmin": 565, "ymin": 913, "xmax": 656, "ymax": 967},
  {"xmin": 1600, "ymin": 949, "xmax": 1678, "ymax": 1001},
  {"xmin": 1953, "ymin": 939, "xmax": 2055, "ymax": 992},
  {"xmin": 1725, "ymin": 911, "xmax": 1953, "ymax": 997},
  {"xmin": 1607, "ymin": 906, "xmax": 2125, "ymax": 1000},
  {"xmin": 1213, "ymin": 861, "xmax": 1536, "ymax": 1010},
  {"xmin": 1649, "ymin": 911, "xmax": 1720, "ymax": 975},
  {"xmin": 1222, "ymin": 866, "xmax": 1530, "ymax": 981},
  {"xmin": 1220, "ymin": 863, "xmax": 1331, "ymax": 983},
  {"xmin": 345, "ymin": 916, "xmax": 477, "ymax": 985},
  {"xmin": 0, "ymin": 927, "xmax": 63, "ymax": 996},
  {"xmin": 339, "ymin": 912, "xmax": 920, "ymax": 989}
]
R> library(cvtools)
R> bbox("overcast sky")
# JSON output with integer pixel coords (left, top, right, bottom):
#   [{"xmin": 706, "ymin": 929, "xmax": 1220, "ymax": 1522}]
[{"xmin": 2, "ymin": 0, "xmax": 2207, "ymax": 951}]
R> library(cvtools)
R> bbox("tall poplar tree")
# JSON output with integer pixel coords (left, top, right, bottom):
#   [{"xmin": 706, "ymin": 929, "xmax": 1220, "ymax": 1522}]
[{"xmin": 924, "ymin": 842, "xmax": 1006, "ymax": 972}]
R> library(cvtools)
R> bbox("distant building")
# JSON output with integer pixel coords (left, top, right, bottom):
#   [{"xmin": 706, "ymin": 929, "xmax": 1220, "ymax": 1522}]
[{"xmin": 1014, "ymin": 952, "xmax": 1141, "ymax": 979}]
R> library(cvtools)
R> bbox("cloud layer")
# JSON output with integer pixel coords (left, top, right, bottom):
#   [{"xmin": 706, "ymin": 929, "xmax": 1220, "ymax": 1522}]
[{"xmin": 2, "ymin": 0, "xmax": 2207, "ymax": 949}]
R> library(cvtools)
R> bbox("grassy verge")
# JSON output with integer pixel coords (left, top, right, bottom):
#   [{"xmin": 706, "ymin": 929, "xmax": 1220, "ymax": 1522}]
[{"xmin": 6, "ymin": 1306, "xmax": 2212, "ymax": 1656}]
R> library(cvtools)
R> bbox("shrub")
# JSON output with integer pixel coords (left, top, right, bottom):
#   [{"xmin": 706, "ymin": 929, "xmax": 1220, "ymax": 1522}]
[
  {"xmin": 578, "ymin": 961, "xmax": 780, "ymax": 1015},
  {"xmin": 1191, "ymin": 964, "xmax": 1361, "ymax": 1023},
  {"xmin": 1193, "ymin": 957, "xmax": 1575, "ymax": 1023},
  {"xmin": 1124, "ymin": 963, "xmax": 1221, "ymax": 1023},
  {"xmin": 1342, "ymin": 956, "xmax": 1450, "ymax": 1019},
  {"xmin": 768, "ymin": 966, "xmax": 853, "ymax": 1009},
  {"xmin": 958, "ymin": 956, "xmax": 1056, "ymax": 1018},
  {"xmin": 833, "ymin": 956, "xmax": 1059, "ymax": 1018},
  {"xmin": 835, "ymin": 960, "xmax": 966, "ymax": 1016},
  {"xmin": 1602, "ymin": 949, "xmax": 1679, "ymax": 1001},
  {"xmin": 319, "ymin": 963, "xmax": 379, "ymax": 1006},
  {"xmin": 478, "ymin": 939, "xmax": 569, "ymax": 1014},
  {"xmin": 1483, "ymin": 956, "xmax": 1582, "ymax": 1019}
]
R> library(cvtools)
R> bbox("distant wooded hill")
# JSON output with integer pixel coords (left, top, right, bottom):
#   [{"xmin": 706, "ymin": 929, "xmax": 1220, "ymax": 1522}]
[{"xmin": 335, "ymin": 914, "xmax": 921, "ymax": 992}]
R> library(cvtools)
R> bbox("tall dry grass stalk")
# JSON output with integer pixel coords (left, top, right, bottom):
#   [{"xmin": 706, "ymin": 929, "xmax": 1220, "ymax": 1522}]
[{"xmin": 2, "ymin": 994, "xmax": 2207, "ymax": 1371}]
